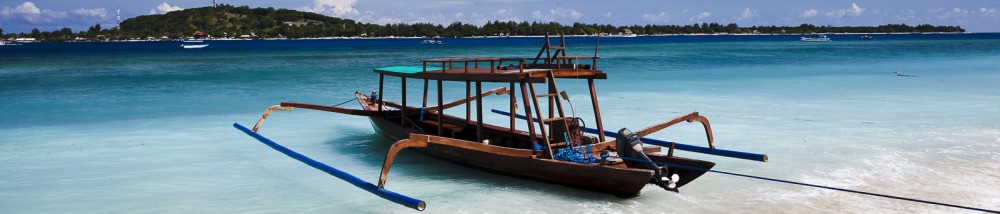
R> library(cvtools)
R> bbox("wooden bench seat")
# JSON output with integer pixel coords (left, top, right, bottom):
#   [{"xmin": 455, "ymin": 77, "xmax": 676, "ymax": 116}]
[{"xmin": 418, "ymin": 120, "xmax": 464, "ymax": 137}]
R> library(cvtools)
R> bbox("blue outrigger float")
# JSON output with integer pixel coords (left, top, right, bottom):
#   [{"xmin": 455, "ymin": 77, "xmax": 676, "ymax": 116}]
[{"xmin": 236, "ymin": 34, "xmax": 767, "ymax": 211}]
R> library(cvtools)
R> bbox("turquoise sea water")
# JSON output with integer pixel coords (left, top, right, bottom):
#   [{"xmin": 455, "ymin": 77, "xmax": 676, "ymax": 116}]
[{"xmin": 2, "ymin": 34, "xmax": 1000, "ymax": 213}]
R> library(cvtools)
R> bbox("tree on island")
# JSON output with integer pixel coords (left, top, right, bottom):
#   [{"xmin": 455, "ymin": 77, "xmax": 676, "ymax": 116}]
[{"xmin": 14, "ymin": 4, "xmax": 968, "ymax": 41}]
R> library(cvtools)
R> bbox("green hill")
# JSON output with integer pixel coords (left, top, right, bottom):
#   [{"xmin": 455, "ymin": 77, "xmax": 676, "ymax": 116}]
[{"xmin": 120, "ymin": 4, "xmax": 368, "ymax": 38}]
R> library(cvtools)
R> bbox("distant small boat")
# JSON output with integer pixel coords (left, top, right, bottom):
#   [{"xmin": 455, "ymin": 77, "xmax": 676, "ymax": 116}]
[
  {"xmin": 800, "ymin": 34, "xmax": 831, "ymax": 42},
  {"xmin": 420, "ymin": 38, "xmax": 443, "ymax": 44},
  {"xmin": 0, "ymin": 40, "xmax": 23, "ymax": 46},
  {"xmin": 181, "ymin": 41, "xmax": 209, "ymax": 49},
  {"xmin": 861, "ymin": 35, "xmax": 875, "ymax": 40}
]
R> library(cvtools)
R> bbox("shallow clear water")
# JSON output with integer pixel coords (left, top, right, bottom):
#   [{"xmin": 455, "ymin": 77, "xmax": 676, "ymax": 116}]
[{"xmin": 2, "ymin": 35, "xmax": 999, "ymax": 213}]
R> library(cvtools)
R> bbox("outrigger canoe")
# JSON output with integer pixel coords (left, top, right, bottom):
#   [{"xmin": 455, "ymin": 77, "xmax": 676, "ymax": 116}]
[{"xmin": 237, "ymin": 34, "xmax": 767, "ymax": 211}]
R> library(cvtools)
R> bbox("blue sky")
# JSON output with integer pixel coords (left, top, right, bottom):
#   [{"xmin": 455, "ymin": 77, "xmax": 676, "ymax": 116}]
[{"xmin": 2, "ymin": 0, "xmax": 999, "ymax": 33}]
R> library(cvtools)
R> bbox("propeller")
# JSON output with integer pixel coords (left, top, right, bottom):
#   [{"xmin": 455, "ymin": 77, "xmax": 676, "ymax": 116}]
[{"xmin": 661, "ymin": 173, "xmax": 680, "ymax": 189}]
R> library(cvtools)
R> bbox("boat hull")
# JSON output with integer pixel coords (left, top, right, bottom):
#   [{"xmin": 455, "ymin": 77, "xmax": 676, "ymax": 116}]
[
  {"xmin": 356, "ymin": 93, "xmax": 715, "ymax": 196},
  {"xmin": 366, "ymin": 112, "xmax": 653, "ymax": 196}
]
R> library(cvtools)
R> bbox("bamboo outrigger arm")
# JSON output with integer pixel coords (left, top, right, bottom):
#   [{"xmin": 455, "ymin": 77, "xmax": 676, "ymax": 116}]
[
  {"xmin": 633, "ymin": 112, "xmax": 715, "ymax": 150},
  {"xmin": 377, "ymin": 133, "xmax": 532, "ymax": 188},
  {"xmin": 252, "ymin": 102, "xmax": 385, "ymax": 132},
  {"xmin": 378, "ymin": 138, "xmax": 428, "ymax": 188},
  {"xmin": 252, "ymin": 105, "xmax": 294, "ymax": 132}
]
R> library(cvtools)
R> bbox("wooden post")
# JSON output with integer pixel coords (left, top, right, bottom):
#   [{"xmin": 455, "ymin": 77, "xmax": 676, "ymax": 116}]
[
  {"xmin": 588, "ymin": 78, "xmax": 605, "ymax": 142},
  {"xmin": 528, "ymin": 82, "xmax": 553, "ymax": 158},
  {"xmin": 437, "ymin": 80, "xmax": 444, "ymax": 135},
  {"xmin": 519, "ymin": 59, "xmax": 524, "ymax": 73},
  {"xmin": 547, "ymin": 77, "xmax": 554, "ymax": 131},
  {"xmin": 549, "ymin": 72, "xmax": 565, "ymax": 118},
  {"xmin": 378, "ymin": 74, "xmax": 384, "ymax": 114},
  {"xmin": 509, "ymin": 82, "xmax": 516, "ymax": 139},
  {"xmin": 519, "ymin": 81, "xmax": 538, "ymax": 149},
  {"xmin": 476, "ymin": 81, "xmax": 483, "ymax": 143},
  {"xmin": 593, "ymin": 34, "xmax": 600, "ymax": 70},
  {"xmin": 559, "ymin": 34, "xmax": 567, "ymax": 64},
  {"xmin": 466, "ymin": 81, "xmax": 471, "ymax": 124},
  {"xmin": 509, "ymin": 83, "xmax": 515, "ymax": 130},
  {"xmin": 401, "ymin": 77, "xmax": 406, "ymax": 126},
  {"xmin": 422, "ymin": 79, "xmax": 428, "ymax": 107},
  {"xmin": 545, "ymin": 34, "xmax": 551, "ymax": 64}
]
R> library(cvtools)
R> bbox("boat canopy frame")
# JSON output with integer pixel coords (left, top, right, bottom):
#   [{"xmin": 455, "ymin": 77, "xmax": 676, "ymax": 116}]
[{"xmin": 372, "ymin": 53, "xmax": 609, "ymax": 158}]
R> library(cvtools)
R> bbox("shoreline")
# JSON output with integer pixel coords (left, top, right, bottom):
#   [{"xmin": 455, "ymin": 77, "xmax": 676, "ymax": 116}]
[{"xmin": 3, "ymin": 31, "xmax": 980, "ymax": 43}]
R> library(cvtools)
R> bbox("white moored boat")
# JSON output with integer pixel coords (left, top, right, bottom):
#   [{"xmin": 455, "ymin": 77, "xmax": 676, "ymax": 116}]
[
  {"xmin": 800, "ymin": 34, "xmax": 831, "ymax": 42},
  {"xmin": 420, "ymin": 38, "xmax": 444, "ymax": 44},
  {"xmin": 181, "ymin": 41, "xmax": 209, "ymax": 49}
]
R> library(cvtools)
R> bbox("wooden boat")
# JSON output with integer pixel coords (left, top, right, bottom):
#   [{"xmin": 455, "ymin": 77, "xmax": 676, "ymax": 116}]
[
  {"xmin": 420, "ymin": 38, "xmax": 444, "ymax": 44},
  {"xmin": 181, "ymin": 41, "xmax": 209, "ymax": 49},
  {"xmin": 801, "ymin": 34, "xmax": 831, "ymax": 42},
  {"xmin": 236, "ymin": 34, "xmax": 766, "ymax": 211}
]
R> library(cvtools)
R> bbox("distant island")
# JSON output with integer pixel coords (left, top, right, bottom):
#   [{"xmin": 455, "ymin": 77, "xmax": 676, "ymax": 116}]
[{"xmin": 1, "ymin": 4, "xmax": 966, "ymax": 41}]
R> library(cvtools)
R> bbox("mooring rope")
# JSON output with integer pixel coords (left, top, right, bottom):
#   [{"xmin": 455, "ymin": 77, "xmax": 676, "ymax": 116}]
[
  {"xmin": 331, "ymin": 97, "xmax": 359, "ymax": 107},
  {"xmin": 616, "ymin": 156, "xmax": 999, "ymax": 213}
]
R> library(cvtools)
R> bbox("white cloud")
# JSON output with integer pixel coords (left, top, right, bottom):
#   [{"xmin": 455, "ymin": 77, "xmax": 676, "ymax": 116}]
[
  {"xmin": 150, "ymin": 3, "xmax": 183, "ymax": 15},
  {"xmin": 605, "ymin": 12, "xmax": 612, "ymax": 18},
  {"xmin": 642, "ymin": 12, "xmax": 669, "ymax": 22},
  {"xmin": 44, "ymin": 9, "xmax": 67, "ymax": 19},
  {"xmin": 494, "ymin": 8, "xmax": 511, "ymax": 16},
  {"xmin": 1, "ymin": 2, "xmax": 41, "ymax": 23},
  {"xmin": 801, "ymin": 9, "xmax": 818, "ymax": 18},
  {"xmin": 689, "ymin": 11, "xmax": 711, "ymax": 21},
  {"xmin": 72, "ymin": 8, "xmax": 107, "ymax": 19},
  {"xmin": 529, "ymin": 7, "xmax": 582, "ymax": 21},
  {"xmin": 981, "ymin": 8, "xmax": 996, "ymax": 15},
  {"xmin": 414, "ymin": 0, "xmax": 539, "ymax": 9},
  {"xmin": 825, "ymin": 3, "xmax": 864, "ymax": 19},
  {"xmin": 410, "ymin": 13, "xmax": 447, "ymax": 24},
  {"xmin": 825, "ymin": 10, "xmax": 845, "ymax": 18},
  {"xmin": 738, "ymin": 8, "xmax": 754, "ymax": 20},
  {"xmin": 849, "ymin": 3, "xmax": 864, "ymax": 16},
  {"xmin": 303, "ymin": 0, "xmax": 359, "ymax": 17},
  {"xmin": 5, "ymin": 2, "xmax": 40, "ymax": 15},
  {"xmin": 551, "ymin": 7, "xmax": 583, "ymax": 19},
  {"xmin": 937, "ymin": 7, "xmax": 969, "ymax": 20},
  {"xmin": 375, "ymin": 16, "xmax": 402, "ymax": 24},
  {"xmin": 2, "ymin": 2, "xmax": 108, "ymax": 25},
  {"xmin": 454, "ymin": 12, "xmax": 463, "ymax": 19}
]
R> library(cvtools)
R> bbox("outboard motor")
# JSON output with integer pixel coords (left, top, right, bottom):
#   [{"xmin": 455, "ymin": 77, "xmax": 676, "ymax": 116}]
[{"xmin": 616, "ymin": 128, "xmax": 679, "ymax": 191}]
